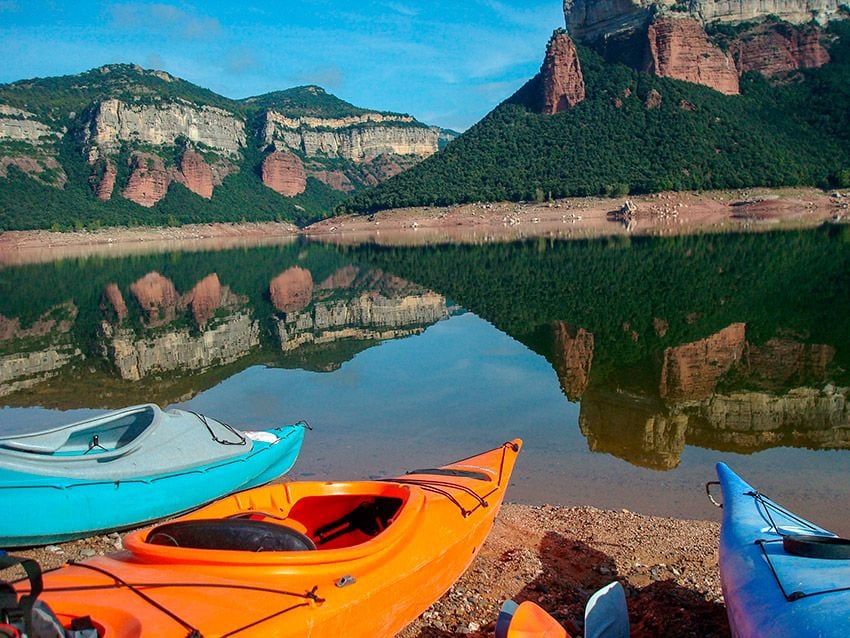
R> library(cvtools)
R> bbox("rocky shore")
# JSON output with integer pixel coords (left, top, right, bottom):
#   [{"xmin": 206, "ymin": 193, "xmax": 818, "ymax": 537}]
[
  {"xmin": 1, "ymin": 188, "xmax": 847, "ymax": 265},
  {"xmin": 5, "ymin": 503, "xmax": 729, "ymax": 638}
]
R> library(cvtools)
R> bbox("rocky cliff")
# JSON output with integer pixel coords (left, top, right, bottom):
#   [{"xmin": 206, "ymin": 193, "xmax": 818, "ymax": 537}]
[
  {"xmin": 0, "ymin": 65, "xmax": 456, "ymax": 229},
  {"xmin": 102, "ymin": 312, "xmax": 259, "ymax": 381},
  {"xmin": 262, "ymin": 110, "xmax": 440, "ymax": 162},
  {"xmin": 646, "ymin": 16, "xmax": 740, "ymax": 94},
  {"xmin": 83, "ymin": 98, "xmax": 245, "ymax": 159},
  {"xmin": 540, "ymin": 31, "xmax": 587, "ymax": 112},
  {"xmin": 562, "ymin": 0, "xmax": 845, "ymax": 93}
]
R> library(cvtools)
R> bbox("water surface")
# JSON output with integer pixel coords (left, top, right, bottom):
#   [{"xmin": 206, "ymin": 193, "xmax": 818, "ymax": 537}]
[{"xmin": 2, "ymin": 227, "xmax": 849, "ymax": 534}]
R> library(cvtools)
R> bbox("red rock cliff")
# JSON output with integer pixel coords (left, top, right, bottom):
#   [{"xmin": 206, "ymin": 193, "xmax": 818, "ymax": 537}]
[
  {"xmin": 130, "ymin": 272, "xmax": 179, "ymax": 326},
  {"xmin": 270, "ymin": 267, "xmax": 314, "ymax": 313},
  {"xmin": 186, "ymin": 274, "xmax": 222, "ymax": 327},
  {"xmin": 540, "ymin": 32, "xmax": 586, "ymax": 113},
  {"xmin": 176, "ymin": 149, "xmax": 214, "ymax": 199},
  {"xmin": 729, "ymin": 23, "xmax": 830, "ymax": 78},
  {"xmin": 645, "ymin": 16, "xmax": 739, "ymax": 95},
  {"xmin": 551, "ymin": 322, "xmax": 594, "ymax": 400},
  {"xmin": 261, "ymin": 151, "xmax": 307, "ymax": 196},
  {"xmin": 660, "ymin": 323, "xmax": 746, "ymax": 400},
  {"xmin": 122, "ymin": 154, "xmax": 170, "ymax": 207},
  {"xmin": 92, "ymin": 159, "xmax": 117, "ymax": 201}
]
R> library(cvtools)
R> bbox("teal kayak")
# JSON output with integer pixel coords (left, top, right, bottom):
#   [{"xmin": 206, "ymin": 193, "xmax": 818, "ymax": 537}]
[
  {"xmin": 716, "ymin": 462, "xmax": 850, "ymax": 638},
  {"xmin": 0, "ymin": 405, "xmax": 306, "ymax": 547}
]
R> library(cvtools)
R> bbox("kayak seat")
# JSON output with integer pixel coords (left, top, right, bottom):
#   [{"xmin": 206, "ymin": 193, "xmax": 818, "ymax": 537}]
[{"xmin": 147, "ymin": 518, "xmax": 317, "ymax": 552}]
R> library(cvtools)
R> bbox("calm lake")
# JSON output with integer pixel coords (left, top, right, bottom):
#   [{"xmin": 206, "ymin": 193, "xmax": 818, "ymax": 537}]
[{"xmin": 2, "ymin": 225, "xmax": 850, "ymax": 534}]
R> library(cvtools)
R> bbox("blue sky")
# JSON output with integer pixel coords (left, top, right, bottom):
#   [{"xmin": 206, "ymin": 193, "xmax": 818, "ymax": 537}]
[{"xmin": 0, "ymin": 1, "xmax": 565, "ymax": 131}]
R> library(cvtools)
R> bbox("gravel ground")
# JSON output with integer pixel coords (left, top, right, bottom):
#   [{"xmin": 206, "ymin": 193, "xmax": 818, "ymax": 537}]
[{"xmin": 3, "ymin": 503, "xmax": 730, "ymax": 637}]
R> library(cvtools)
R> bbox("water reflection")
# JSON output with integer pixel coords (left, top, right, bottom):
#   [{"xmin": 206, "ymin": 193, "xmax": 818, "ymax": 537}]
[{"xmin": 1, "ymin": 227, "xmax": 850, "ymax": 530}]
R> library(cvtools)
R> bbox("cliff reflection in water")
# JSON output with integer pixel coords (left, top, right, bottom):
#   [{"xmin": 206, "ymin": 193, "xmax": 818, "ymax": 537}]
[
  {"xmin": 0, "ymin": 242, "xmax": 451, "ymax": 407},
  {"xmin": 355, "ymin": 225, "xmax": 850, "ymax": 469}
]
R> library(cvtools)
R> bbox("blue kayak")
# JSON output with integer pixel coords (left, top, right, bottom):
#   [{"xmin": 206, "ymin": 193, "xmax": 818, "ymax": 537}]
[
  {"xmin": 0, "ymin": 405, "xmax": 307, "ymax": 547},
  {"xmin": 716, "ymin": 462, "xmax": 850, "ymax": 638}
]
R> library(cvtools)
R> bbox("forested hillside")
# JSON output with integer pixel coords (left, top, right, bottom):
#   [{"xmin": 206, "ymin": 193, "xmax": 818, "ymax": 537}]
[{"xmin": 341, "ymin": 22, "xmax": 850, "ymax": 214}]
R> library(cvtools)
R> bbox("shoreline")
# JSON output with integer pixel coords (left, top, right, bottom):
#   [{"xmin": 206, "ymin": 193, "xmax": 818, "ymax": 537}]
[
  {"xmin": 5, "ymin": 503, "xmax": 728, "ymax": 638},
  {"xmin": 0, "ymin": 187, "xmax": 847, "ymax": 265}
]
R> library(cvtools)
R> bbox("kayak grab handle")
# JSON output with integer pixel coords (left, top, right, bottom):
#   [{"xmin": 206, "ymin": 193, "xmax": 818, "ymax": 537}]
[{"xmin": 705, "ymin": 481, "xmax": 722, "ymax": 508}]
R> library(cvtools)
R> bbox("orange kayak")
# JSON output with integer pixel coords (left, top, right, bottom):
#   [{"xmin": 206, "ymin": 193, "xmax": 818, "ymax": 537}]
[{"xmin": 22, "ymin": 440, "xmax": 522, "ymax": 638}]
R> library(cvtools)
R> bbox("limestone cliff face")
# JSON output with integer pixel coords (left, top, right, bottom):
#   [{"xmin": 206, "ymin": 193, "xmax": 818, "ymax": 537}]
[
  {"xmin": 540, "ymin": 32, "xmax": 587, "ymax": 112},
  {"xmin": 646, "ymin": 16, "xmax": 740, "ymax": 94},
  {"xmin": 579, "ymin": 389, "xmax": 688, "ymax": 470},
  {"xmin": 0, "ymin": 106, "xmax": 59, "ymax": 144},
  {"xmin": 275, "ymin": 291, "xmax": 449, "ymax": 352},
  {"xmin": 84, "ymin": 98, "xmax": 245, "ymax": 159},
  {"xmin": 729, "ymin": 23, "xmax": 831, "ymax": 77},
  {"xmin": 101, "ymin": 312, "xmax": 259, "ymax": 381},
  {"xmin": 261, "ymin": 151, "xmax": 307, "ymax": 196},
  {"xmin": 0, "ymin": 346, "xmax": 83, "ymax": 398},
  {"xmin": 262, "ymin": 111, "xmax": 440, "ymax": 162},
  {"xmin": 563, "ymin": 0, "xmax": 842, "ymax": 43},
  {"xmin": 0, "ymin": 105, "xmax": 66, "ymax": 184},
  {"xmin": 122, "ymin": 154, "xmax": 170, "ymax": 207}
]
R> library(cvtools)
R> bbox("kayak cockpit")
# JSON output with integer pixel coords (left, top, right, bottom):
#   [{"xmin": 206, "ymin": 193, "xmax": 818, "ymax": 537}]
[
  {"xmin": 0, "ymin": 405, "xmax": 157, "ymax": 457},
  {"xmin": 125, "ymin": 482, "xmax": 417, "ymax": 563}
]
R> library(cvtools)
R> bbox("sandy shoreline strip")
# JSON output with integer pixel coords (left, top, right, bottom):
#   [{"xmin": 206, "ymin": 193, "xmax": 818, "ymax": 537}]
[{"xmin": 1, "ymin": 187, "xmax": 847, "ymax": 265}]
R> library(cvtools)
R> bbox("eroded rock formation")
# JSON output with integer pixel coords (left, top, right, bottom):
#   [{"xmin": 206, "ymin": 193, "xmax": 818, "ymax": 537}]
[
  {"xmin": 176, "ymin": 149, "xmax": 214, "ymax": 199},
  {"xmin": 186, "ymin": 274, "xmax": 222, "ymax": 327},
  {"xmin": 129, "ymin": 272, "xmax": 179, "ymax": 326},
  {"xmin": 102, "ymin": 283, "xmax": 128, "ymax": 323},
  {"xmin": 270, "ymin": 267, "xmax": 314, "ymax": 312},
  {"xmin": 540, "ymin": 32, "xmax": 586, "ymax": 113},
  {"xmin": 92, "ymin": 159, "xmax": 117, "ymax": 201},
  {"xmin": 84, "ymin": 99, "xmax": 245, "ymax": 158},
  {"xmin": 261, "ymin": 151, "xmax": 307, "ymax": 196},
  {"xmin": 660, "ymin": 323, "xmax": 746, "ymax": 400},
  {"xmin": 102, "ymin": 313, "xmax": 259, "ymax": 381},
  {"xmin": 122, "ymin": 154, "xmax": 170, "ymax": 207},
  {"xmin": 551, "ymin": 322, "xmax": 594, "ymax": 400},
  {"xmin": 729, "ymin": 23, "xmax": 831, "ymax": 77},
  {"xmin": 645, "ymin": 16, "xmax": 740, "ymax": 95}
]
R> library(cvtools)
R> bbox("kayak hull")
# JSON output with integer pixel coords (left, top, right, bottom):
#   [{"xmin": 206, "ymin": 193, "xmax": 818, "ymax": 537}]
[
  {"xmin": 0, "ymin": 410, "xmax": 306, "ymax": 547},
  {"xmin": 717, "ymin": 462, "xmax": 850, "ymax": 638},
  {"xmin": 26, "ymin": 440, "xmax": 522, "ymax": 638}
]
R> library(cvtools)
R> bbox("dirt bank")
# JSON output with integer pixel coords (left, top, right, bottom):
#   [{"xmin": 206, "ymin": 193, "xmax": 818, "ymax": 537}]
[
  {"xmin": 1, "ymin": 188, "xmax": 847, "ymax": 265},
  {"xmin": 4, "ymin": 503, "xmax": 728, "ymax": 638}
]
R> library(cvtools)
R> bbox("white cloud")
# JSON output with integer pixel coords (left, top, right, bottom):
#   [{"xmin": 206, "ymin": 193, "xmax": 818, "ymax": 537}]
[{"xmin": 107, "ymin": 3, "xmax": 223, "ymax": 40}]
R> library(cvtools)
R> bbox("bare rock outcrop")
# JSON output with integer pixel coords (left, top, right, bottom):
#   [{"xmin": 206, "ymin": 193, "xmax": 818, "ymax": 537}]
[
  {"xmin": 84, "ymin": 99, "xmax": 245, "ymax": 158},
  {"xmin": 645, "ymin": 16, "xmax": 739, "ymax": 95},
  {"xmin": 270, "ymin": 267, "xmax": 314, "ymax": 313},
  {"xmin": 262, "ymin": 110, "xmax": 441, "ymax": 162},
  {"xmin": 551, "ymin": 322, "xmax": 594, "ymax": 400},
  {"xmin": 660, "ymin": 323, "xmax": 746, "ymax": 400},
  {"xmin": 185, "ymin": 274, "xmax": 222, "ymax": 326},
  {"xmin": 311, "ymin": 170, "xmax": 354, "ymax": 192},
  {"xmin": 92, "ymin": 159, "xmax": 117, "ymax": 201},
  {"xmin": 729, "ymin": 23, "xmax": 830, "ymax": 78},
  {"xmin": 130, "ymin": 272, "xmax": 179, "ymax": 326},
  {"xmin": 102, "ymin": 283, "xmax": 128, "ymax": 323},
  {"xmin": 175, "ymin": 149, "xmax": 214, "ymax": 199},
  {"xmin": 122, "ymin": 154, "xmax": 170, "ymax": 207},
  {"xmin": 261, "ymin": 151, "xmax": 307, "ymax": 196},
  {"xmin": 540, "ymin": 31, "xmax": 586, "ymax": 113}
]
